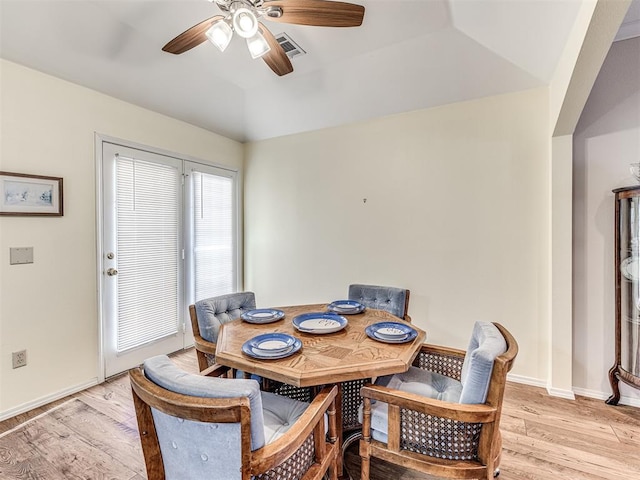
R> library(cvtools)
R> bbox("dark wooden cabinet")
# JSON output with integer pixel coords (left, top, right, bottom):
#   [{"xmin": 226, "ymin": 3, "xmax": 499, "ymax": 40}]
[{"xmin": 607, "ymin": 186, "xmax": 640, "ymax": 405}]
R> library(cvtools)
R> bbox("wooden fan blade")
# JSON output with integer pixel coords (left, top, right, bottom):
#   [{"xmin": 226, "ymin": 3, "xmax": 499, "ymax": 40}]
[
  {"xmin": 264, "ymin": 0, "xmax": 364, "ymax": 27},
  {"xmin": 259, "ymin": 23, "xmax": 293, "ymax": 76},
  {"xmin": 162, "ymin": 15, "xmax": 224, "ymax": 54}
]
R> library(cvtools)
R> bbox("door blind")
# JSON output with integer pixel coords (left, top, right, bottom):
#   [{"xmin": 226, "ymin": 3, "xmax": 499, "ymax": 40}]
[
  {"xmin": 116, "ymin": 156, "xmax": 180, "ymax": 352},
  {"xmin": 193, "ymin": 171, "xmax": 234, "ymax": 301}
]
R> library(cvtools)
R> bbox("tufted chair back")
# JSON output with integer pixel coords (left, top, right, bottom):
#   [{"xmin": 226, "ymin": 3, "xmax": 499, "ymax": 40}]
[
  {"xmin": 140, "ymin": 356, "xmax": 263, "ymax": 479},
  {"xmin": 348, "ymin": 284, "xmax": 410, "ymax": 321},
  {"xmin": 189, "ymin": 292, "xmax": 256, "ymax": 371},
  {"xmin": 194, "ymin": 292, "xmax": 256, "ymax": 343},
  {"xmin": 130, "ymin": 355, "xmax": 340, "ymax": 480}
]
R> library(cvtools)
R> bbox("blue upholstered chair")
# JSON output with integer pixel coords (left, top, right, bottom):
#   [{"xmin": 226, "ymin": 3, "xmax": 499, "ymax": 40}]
[
  {"xmin": 359, "ymin": 322, "xmax": 518, "ymax": 480},
  {"xmin": 348, "ymin": 284, "xmax": 411, "ymax": 322},
  {"xmin": 189, "ymin": 292, "xmax": 256, "ymax": 372},
  {"xmin": 340, "ymin": 284, "xmax": 412, "ymax": 436},
  {"xmin": 130, "ymin": 355, "xmax": 339, "ymax": 480}
]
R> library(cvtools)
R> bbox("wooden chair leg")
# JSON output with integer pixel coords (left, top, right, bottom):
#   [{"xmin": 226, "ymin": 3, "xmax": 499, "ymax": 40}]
[
  {"xmin": 329, "ymin": 458, "xmax": 338, "ymax": 480},
  {"xmin": 359, "ymin": 438, "xmax": 371, "ymax": 480},
  {"xmin": 360, "ymin": 452, "xmax": 370, "ymax": 480}
]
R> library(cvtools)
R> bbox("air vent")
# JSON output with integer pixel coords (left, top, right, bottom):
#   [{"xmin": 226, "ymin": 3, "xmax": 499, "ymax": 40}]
[{"xmin": 275, "ymin": 32, "xmax": 306, "ymax": 59}]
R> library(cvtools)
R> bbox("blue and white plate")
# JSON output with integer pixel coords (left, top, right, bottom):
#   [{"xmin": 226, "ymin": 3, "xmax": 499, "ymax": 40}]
[
  {"xmin": 292, "ymin": 312, "xmax": 348, "ymax": 334},
  {"xmin": 365, "ymin": 322, "xmax": 418, "ymax": 344},
  {"xmin": 242, "ymin": 333, "xmax": 302, "ymax": 359},
  {"xmin": 241, "ymin": 309, "xmax": 285, "ymax": 324},
  {"xmin": 327, "ymin": 300, "xmax": 365, "ymax": 315}
]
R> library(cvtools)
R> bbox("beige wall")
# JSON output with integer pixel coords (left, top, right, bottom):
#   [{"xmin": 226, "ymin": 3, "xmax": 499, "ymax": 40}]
[
  {"xmin": 245, "ymin": 87, "xmax": 551, "ymax": 382},
  {"xmin": 1, "ymin": 4, "xmax": 632, "ymax": 417},
  {"xmin": 0, "ymin": 59, "xmax": 243, "ymax": 417},
  {"xmin": 573, "ymin": 36, "xmax": 640, "ymax": 405}
]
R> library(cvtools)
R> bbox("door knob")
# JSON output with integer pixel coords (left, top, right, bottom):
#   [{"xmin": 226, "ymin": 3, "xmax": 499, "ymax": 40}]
[{"xmin": 106, "ymin": 268, "xmax": 118, "ymax": 276}]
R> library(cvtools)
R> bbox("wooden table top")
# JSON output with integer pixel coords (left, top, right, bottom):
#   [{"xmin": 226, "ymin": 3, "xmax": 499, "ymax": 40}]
[{"xmin": 215, "ymin": 304, "xmax": 426, "ymax": 387}]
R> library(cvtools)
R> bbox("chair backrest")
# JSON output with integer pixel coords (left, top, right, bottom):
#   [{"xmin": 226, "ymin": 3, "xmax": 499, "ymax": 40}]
[
  {"xmin": 130, "ymin": 355, "xmax": 264, "ymax": 480},
  {"xmin": 459, "ymin": 321, "xmax": 508, "ymax": 404},
  {"xmin": 193, "ymin": 292, "xmax": 256, "ymax": 343},
  {"xmin": 348, "ymin": 283, "xmax": 410, "ymax": 320}
]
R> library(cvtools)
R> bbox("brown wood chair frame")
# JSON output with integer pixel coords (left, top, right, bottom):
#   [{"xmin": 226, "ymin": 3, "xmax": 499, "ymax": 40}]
[
  {"xmin": 359, "ymin": 323, "xmax": 518, "ymax": 480},
  {"xmin": 402, "ymin": 289, "xmax": 412, "ymax": 322},
  {"xmin": 189, "ymin": 304, "xmax": 218, "ymax": 372},
  {"xmin": 130, "ymin": 364, "xmax": 339, "ymax": 480}
]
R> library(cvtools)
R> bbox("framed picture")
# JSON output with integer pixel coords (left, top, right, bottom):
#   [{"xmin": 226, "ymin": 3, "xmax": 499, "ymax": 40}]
[{"xmin": 0, "ymin": 171, "xmax": 64, "ymax": 216}]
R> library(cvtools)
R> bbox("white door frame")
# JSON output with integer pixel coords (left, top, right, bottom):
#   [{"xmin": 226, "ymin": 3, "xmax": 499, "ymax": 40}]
[{"xmin": 95, "ymin": 133, "xmax": 242, "ymax": 382}]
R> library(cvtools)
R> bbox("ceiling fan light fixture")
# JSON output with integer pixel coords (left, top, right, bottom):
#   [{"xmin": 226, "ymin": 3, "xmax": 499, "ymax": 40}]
[
  {"xmin": 232, "ymin": 7, "xmax": 259, "ymax": 38},
  {"xmin": 206, "ymin": 19, "xmax": 233, "ymax": 52},
  {"xmin": 246, "ymin": 31, "xmax": 271, "ymax": 59},
  {"xmin": 264, "ymin": 6, "xmax": 283, "ymax": 18}
]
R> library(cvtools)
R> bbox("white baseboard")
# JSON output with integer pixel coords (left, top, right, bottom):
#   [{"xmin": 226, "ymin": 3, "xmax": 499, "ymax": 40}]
[
  {"xmin": 546, "ymin": 386, "xmax": 576, "ymax": 400},
  {"xmin": 507, "ymin": 373, "xmax": 575, "ymax": 398},
  {"xmin": 507, "ymin": 373, "xmax": 547, "ymax": 388},
  {"xmin": 572, "ymin": 386, "xmax": 640, "ymax": 408},
  {"xmin": 508, "ymin": 374, "xmax": 640, "ymax": 407},
  {"xmin": 0, "ymin": 378, "xmax": 99, "ymax": 422}
]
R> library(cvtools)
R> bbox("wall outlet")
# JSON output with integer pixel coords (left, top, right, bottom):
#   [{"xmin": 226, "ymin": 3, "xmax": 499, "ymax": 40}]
[{"xmin": 12, "ymin": 350, "xmax": 27, "ymax": 368}]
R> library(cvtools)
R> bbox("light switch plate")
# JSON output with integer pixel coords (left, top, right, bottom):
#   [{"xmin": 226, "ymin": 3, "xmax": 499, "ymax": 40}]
[{"xmin": 10, "ymin": 247, "xmax": 34, "ymax": 265}]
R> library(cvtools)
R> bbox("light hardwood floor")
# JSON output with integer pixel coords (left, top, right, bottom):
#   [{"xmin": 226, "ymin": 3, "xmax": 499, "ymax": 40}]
[{"xmin": 1, "ymin": 348, "xmax": 639, "ymax": 480}]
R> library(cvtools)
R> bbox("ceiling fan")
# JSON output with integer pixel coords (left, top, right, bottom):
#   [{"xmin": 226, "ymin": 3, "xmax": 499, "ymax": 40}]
[{"xmin": 162, "ymin": 0, "xmax": 365, "ymax": 77}]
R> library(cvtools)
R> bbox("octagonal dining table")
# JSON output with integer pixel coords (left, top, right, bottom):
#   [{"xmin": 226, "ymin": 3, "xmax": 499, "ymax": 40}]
[{"xmin": 214, "ymin": 303, "xmax": 426, "ymax": 476}]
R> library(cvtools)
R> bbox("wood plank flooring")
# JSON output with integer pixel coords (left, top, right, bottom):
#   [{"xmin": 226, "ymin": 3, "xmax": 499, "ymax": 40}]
[{"xmin": 1, "ymin": 348, "xmax": 639, "ymax": 480}]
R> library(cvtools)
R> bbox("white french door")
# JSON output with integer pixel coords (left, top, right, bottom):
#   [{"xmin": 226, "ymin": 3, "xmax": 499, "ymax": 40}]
[
  {"xmin": 99, "ymin": 139, "xmax": 240, "ymax": 378},
  {"xmin": 101, "ymin": 142, "xmax": 184, "ymax": 377}
]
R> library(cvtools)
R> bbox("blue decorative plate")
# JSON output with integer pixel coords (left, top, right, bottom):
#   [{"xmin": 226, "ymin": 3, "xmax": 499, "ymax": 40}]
[
  {"xmin": 365, "ymin": 322, "xmax": 418, "ymax": 344},
  {"xmin": 241, "ymin": 309, "xmax": 285, "ymax": 324},
  {"xmin": 292, "ymin": 312, "xmax": 348, "ymax": 334},
  {"xmin": 242, "ymin": 334, "xmax": 302, "ymax": 359},
  {"xmin": 327, "ymin": 300, "xmax": 365, "ymax": 315}
]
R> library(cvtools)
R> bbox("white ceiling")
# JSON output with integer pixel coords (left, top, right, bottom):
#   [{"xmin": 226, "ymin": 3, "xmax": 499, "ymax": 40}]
[{"xmin": 0, "ymin": 0, "xmax": 636, "ymax": 142}]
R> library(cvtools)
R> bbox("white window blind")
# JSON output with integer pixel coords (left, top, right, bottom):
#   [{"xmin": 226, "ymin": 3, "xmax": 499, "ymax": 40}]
[
  {"xmin": 116, "ymin": 156, "xmax": 180, "ymax": 352},
  {"xmin": 193, "ymin": 171, "xmax": 234, "ymax": 301}
]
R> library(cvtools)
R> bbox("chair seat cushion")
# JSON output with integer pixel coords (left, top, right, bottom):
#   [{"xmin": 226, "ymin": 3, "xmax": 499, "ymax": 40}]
[
  {"xmin": 383, "ymin": 367, "xmax": 463, "ymax": 402},
  {"xmin": 261, "ymin": 391, "xmax": 310, "ymax": 444},
  {"xmin": 360, "ymin": 367, "xmax": 462, "ymax": 443}
]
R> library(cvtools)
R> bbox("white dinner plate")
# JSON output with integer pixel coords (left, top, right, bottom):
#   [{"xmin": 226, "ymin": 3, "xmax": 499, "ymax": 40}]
[
  {"xmin": 366, "ymin": 322, "xmax": 417, "ymax": 344},
  {"xmin": 242, "ymin": 334, "xmax": 302, "ymax": 360},
  {"xmin": 327, "ymin": 300, "xmax": 365, "ymax": 315},
  {"xmin": 292, "ymin": 313, "xmax": 348, "ymax": 334},
  {"xmin": 241, "ymin": 309, "xmax": 285, "ymax": 324}
]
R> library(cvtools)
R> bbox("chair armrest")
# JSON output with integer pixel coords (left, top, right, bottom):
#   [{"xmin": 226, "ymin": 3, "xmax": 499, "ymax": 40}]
[
  {"xmin": 251, "ymin": 385, "xmax": 338, "ymax": 473},
  {"xmin": 200, "ymin": 363, "xmax": 231, "ymax": 378},
  {"xmin": 193, "ymin": 335, "xmax": 217, "ymax": 356},
  {"xmin": 420, "ymin": 343, "xmax": 467, "ymax": 358},
  {"xmin": 413, "ymin": 343, "xmax": 467, "ymax": 380},
  {"xmin": 360, "ymin": 384, "xmax": 496, "ymax": 424}
]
